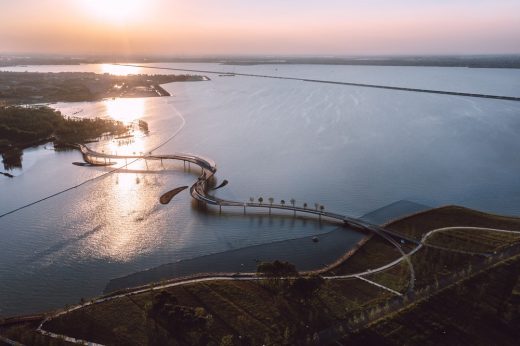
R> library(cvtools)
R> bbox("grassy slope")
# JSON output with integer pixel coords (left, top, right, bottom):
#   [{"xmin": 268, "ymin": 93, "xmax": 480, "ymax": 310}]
[
  {"xmin": 387, "ymin": 206, "xmax": 520, "ymax": 240},
  {"xmin": 425, "ymin": 228, "xmax": 520, "ymax": 253},
  {"xmin": 44, "ymin": 279, "xmax": 392, "ymax": 345},
  {"xmin": 7, "ymin": 206, "xmax": 520, "ymax": 345},
  {"xmin": 343, "ymin": 255, "xmax": 520, "ymax": 346},
  {"xmin": 326, "ymin": 236, "xmax": 402, "ymax": 275},
  {"xmin": 345, "ymin": 206, "xmax": 520, "ymax": 290}
]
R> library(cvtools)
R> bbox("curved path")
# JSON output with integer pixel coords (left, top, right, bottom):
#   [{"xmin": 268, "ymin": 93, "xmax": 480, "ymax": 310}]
[
  {"xmin": 39, "ymin": 138, "xmax": 520, "ymax": 344},
  {"xmin": 80, "ymin": 144, "xmax": 418, "ymax": 239},
  {"xmin": 80, "ymin": 143, "xmax": 418, "ymax": 294},
  {"xmin": 410, "ymin": 226, "xmax": 520, "ymax": 257},
  {"xmin": 37, "ymin": 225, "xmax": 520, "ymax": 345}
]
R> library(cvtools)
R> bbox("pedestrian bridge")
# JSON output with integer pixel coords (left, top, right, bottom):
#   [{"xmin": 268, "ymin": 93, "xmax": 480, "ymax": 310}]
[
  {"xmin": 79, "ymin": 143, "xmax": 417, "ymax": 292},
  {"xmin": 79, "ymin": 144, "xmax": 418, "ymax": 244}
]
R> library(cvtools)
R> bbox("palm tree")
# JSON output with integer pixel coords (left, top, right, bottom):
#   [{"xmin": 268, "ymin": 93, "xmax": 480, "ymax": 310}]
[
  {"xmin": 281, "ymin": 199, "xmax": 286, "ymax": 207},
  {"xmin": 258, "ymin": 197, "xmax": 264, "ymax": 205},
  {"xmin": 268, "ymin": 197, "xmax": 274, "ymax": 214},
  {"xmin": 290, "ymin": 198, "xmax": 296, "ymax": 216},
  {"xmin": 303, "ymin": 202, "xmax": 308, "ymax": 209}
]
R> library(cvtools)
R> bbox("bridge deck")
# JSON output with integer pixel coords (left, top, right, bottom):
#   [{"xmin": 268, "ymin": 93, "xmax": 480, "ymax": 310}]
[{"xmin": 79, "ymin": 144, "xmax": 418, "ymax": 247}]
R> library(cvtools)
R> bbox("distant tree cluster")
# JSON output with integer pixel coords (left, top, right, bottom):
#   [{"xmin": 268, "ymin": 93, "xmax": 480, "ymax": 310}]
[
  {"xmin": 0, "ymin": 105, "xmax": 128, "ymax": 170},
  {"xmin": 0, "ymin": 71, "xmax": 207, "ymax": 104},
  {"xmin": 0, "ymin": 106, "xmax": 127, "ymax": 147}
]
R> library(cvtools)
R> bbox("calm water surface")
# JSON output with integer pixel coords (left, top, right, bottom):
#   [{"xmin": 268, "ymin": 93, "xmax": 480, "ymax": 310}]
[{"xmin": 1, "ymin": 63, "xmax": 520, "ymax": 316}]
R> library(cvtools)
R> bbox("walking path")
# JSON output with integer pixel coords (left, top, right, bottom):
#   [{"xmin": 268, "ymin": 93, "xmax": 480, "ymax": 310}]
[
  {"xmin": 354, "ymin": 276, "xmax": 403, "ymax": 296},
  {"xmin": 36, "ymin": 225, "xmax": 520, "ymax": 345}
]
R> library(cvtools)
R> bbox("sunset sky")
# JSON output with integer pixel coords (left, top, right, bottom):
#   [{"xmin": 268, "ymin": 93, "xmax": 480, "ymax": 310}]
[{"xmin": 1, "ymin": 0, "xmax": 519, "ymax": 56}]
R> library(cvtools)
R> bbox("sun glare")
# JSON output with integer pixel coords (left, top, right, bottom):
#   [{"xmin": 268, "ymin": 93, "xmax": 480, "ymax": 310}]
[
  {"xmin": 104, "ymin": 98, "xmax": 145, "ymax": 123},
  {"xmin": 78, "ymin": 0, "xmax": 143, "ymax": 23},
  {"xmin": 100, "ymin": 63, "xmax": 142, "ymax": 76}
]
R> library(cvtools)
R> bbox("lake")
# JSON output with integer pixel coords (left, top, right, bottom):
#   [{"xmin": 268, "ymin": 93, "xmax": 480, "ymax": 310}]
[{"xmin": 1, "ymin": 63, "xmax": 520, "ymax": 316}]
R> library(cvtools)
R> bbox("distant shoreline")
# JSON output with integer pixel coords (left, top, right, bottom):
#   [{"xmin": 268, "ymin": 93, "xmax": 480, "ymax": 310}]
[
  {"xmin": 2, "ymin": 55, "xmax": 520, "ymax": 69},
  {"xmin": 0, "ymin": 71, "xmax": 206, "ymax": 105}
]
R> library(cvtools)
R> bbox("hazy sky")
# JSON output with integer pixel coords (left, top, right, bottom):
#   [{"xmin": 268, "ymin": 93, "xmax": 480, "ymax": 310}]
[{"xmin": 1, "ymin": 0, "xmax": 519, "ymax": 56}]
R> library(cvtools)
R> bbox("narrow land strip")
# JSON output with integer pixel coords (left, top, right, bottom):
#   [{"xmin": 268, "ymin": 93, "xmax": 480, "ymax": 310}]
[{"xmin": 117, "ymin": 63, "xmax": 520, "ymax": 102}]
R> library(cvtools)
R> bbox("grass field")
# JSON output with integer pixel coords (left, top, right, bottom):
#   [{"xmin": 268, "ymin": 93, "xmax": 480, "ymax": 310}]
[
  {"xmin": 3, "ymin": 205, "xmax": 520, "ymax": 345},
  {"xmin": 326, "ymin": 236, "xmax": 402, "ymax": 275},
  {"xmin": 424, "ymin": 227, "xmax": 520, "ymax": 253},
  {"xmin": 43, "ymin": 279, "xmax": 392, "ymax": 345},
  {"xmin": 343, "ymin": 255, "xmax": 520, "ymax": 346},
  {"xmin": 387, "ymin": 206, "xmax": 520, "ymax": 240}
]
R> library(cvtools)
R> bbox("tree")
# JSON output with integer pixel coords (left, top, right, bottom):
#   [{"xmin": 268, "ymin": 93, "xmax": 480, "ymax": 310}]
[
  {"xmin": 268, "ymin": 197, "xmax": 274, "ymax": 214},
  {"xmin": 220, "ymin": 335, "xmax": 235, "ymax": 346},
  {"xmin": 220, "ymin": 334, "xmax": 251, "ymax": 346},
  {"xmin": 287, "ymin": 276, "xmax": 325, "ymax": 303},
  {"xmin": 257, "ymin": 260, "xmax": 298, "ymax": 277},
  {"xmin": 148, "ymin": 291, "xmax": 208, "ymax": 336},
  {"xmin": 249, "ymin": 197, "xmax": 254, "ymax": 203},
  {"xmin": 256, "ymin": 260, "xmax": 298, "ymax": 291},
  {"xmin": 290, "ymin": 198, "xmax": 296, "ymax": 216},
  {"xmin": 258, "ymin": 197, "xmax": 263, "ymax": 205},
  {"xmin": 303, "ymin": 202, "xmax": 308, "ymax": 209},
  {"xmin": 281, "ymin": 199, "xmax": 285, "ymax": 206}
]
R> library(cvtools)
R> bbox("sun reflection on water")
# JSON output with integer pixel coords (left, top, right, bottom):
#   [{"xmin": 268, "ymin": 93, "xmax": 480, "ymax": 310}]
[
  {"xmin": 88, "ymin": 172, "xmax": 153, "ymax": 262},
  {"xmin": 75, "ymin": 82, "xmax": 162, "ymax": 262},
  {"xmin": 97, "ymin": 97, "xmax": 149, "ymax": 158},
  {"xmin": 104, "ymin": 97, "xmax": 146, "ymax": 123},
  {"xmin": 101, "ymin": 63, "xmax": 142, "ymax": 76}
]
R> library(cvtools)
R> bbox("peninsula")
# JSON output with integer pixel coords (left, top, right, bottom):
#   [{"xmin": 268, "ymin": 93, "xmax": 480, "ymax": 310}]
[
  {"xmin": 0, "ymin": 106, "xmax": 128, "ymax": 170},
  {"xmin": 0, "ymin": 71, "xmax": 207, "ymax": 105}
]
